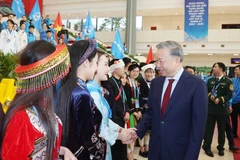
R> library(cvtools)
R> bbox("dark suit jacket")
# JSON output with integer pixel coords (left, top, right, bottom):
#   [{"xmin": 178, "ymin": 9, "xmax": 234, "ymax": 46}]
[{"xmin": 136, "ymin": 70, "xmax": 208, "ymax": 160}]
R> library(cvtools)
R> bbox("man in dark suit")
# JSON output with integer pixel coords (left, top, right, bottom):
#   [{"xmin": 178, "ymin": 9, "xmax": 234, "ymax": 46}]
[{"xmin": 131, "ymin": 41, "xmax": 208, "ymax": 160}]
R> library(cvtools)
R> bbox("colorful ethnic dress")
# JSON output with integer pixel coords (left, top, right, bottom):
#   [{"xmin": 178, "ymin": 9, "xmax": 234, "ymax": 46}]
[{"xmin": 1, "ymin": 106, "xmax": 62, "ymax": 160}]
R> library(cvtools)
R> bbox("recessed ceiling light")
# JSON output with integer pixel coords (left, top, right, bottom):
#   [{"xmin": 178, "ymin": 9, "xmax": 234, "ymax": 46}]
[
  {"xmin": 208, "ymin": 53, "xmax": 213, "ymax": 56},
  {"xmin": 68, "ymin": 14, "xmax": 70, "ymax": 16},
  {"xmin": 175, "ymin": 13, "xmax": 178, "ymax": 15},
  {"xmin": 222, "ymin": 11, "xmax": 225, "ymax": 14},
  {"xmin": 233, "ymin": 54, "xmax": 239, "ymax": 56},
  {"xmin": 183, "ymin": 53, "xmax": 188, "ymax": 55}
]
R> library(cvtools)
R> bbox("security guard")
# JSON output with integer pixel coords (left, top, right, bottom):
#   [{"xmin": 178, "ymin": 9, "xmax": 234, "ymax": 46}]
[{"xmin": 202, "ymin": 62, "xmax": 233, "ymax": 157}]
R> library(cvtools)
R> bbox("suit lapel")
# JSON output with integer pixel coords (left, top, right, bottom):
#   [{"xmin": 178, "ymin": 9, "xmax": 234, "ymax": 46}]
[{"xmin": 163, "ymin": 71, "xmax": 188, "ymax": 117}]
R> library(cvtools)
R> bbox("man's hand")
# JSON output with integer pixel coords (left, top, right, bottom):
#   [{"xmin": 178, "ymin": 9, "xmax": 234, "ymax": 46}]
[
  {"xmin": 210, "ymin": 95, "xmax": 215, "ymax": 102},
  {"xmin": 120, "ymin": 128, "xmax": 138, "ymax": 144},
  {"xmin": 214, "ymin": 98, "xmax": 220, "ymax": 104}
]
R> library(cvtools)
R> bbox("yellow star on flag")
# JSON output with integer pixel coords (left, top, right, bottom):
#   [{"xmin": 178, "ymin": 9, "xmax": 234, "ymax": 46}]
[
  {"xmin": 54, "ymin": 25, "xmax": 62, "ymax": 33},
  {"xmin": 54, "ymin": 12, "xmax": 63, "ymax": 33}
]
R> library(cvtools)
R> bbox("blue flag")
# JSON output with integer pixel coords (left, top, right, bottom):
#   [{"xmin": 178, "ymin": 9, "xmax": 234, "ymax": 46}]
[
  {"xmin": 82, "ymin": 12, "xmax": 95, "ymax": 39},
  {"xmin": 11, "ymin": 0, "xmax": 25, "ymax": 18},
  {"xmin": 29, "ymin": 0, "xmax": 42, "ymax": 33},
  {"xmin": 111, "ymin": 30, "xmax": 125, "ymax": 59}
]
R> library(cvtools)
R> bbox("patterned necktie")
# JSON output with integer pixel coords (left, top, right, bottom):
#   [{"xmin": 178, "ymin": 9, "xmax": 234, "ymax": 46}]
[{"xmin": 161, "ymin": 79, "xmax": 175, "ymax": 116}]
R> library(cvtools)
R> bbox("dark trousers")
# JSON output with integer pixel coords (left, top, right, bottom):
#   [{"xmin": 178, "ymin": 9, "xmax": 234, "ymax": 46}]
[
  {"xmin": 226, "ymin": 116, "xmax": 234, "ymax": 146},
  {"xmin": 231, "ymin": 102, "xmax": 240, "ymax": 136},
  {"xmin": 111, "ymin": 117, "xmax": 127, "ymax": 160},
  {"xmin": 203, "ymin": 113, "xmax": 227, "ymax": 151}
]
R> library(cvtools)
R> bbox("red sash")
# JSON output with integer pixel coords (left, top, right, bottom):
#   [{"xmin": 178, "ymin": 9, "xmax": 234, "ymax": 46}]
[{"xmin": 115, "ymin": 85, "xmax": 122, "ymax": 101}]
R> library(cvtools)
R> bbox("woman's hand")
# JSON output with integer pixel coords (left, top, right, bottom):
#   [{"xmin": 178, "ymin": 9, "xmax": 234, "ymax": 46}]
[{"xmin": 59, "ymin": 146, "xmax": 77, "ymax": 160}]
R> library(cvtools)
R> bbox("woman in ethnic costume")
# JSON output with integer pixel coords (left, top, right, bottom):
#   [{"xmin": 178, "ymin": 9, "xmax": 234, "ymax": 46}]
[
  {"xmin": 56, "ymin": 39, "xmax": 107, "ymax": 160},
  {"xmin": 0, "ymin": 40, "xmax": 76, "ymax": 160},
  {"xmin": 124, "ymin": 62, "xmax": 142, "ymax": 160},
  {"xmin": 87, "ymin": 52, "xmax": 134, "ymax": 160},
  {"xmin": 138, "ymin": 63, "xmax": 156, "ymax": 158}
]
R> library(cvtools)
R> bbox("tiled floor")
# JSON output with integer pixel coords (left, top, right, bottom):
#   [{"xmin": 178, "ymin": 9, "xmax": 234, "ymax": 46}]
[{"xmin": 132, "ymin": 129, "xmax": 235, "ymax": 160}]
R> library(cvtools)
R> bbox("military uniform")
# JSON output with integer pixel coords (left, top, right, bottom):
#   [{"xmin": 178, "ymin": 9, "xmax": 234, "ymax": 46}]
[{"xmin": 203, "ymin": 76, "xmax": 233, "ymax": 152}]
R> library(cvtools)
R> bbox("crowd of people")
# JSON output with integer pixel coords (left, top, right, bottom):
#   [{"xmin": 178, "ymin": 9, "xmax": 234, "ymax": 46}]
[
  {"xmin": 0, "ymin": 14, "xmax": 86, "ymax": 55},
  {"xmin": 0, "ymin": 14, "xmax": 240, "ymax": 160}
]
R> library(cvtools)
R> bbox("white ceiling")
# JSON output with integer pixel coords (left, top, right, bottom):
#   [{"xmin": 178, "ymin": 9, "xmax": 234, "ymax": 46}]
[{"xmin": 43, "ymin": 0, "xmax": 240, "ymax": 20}]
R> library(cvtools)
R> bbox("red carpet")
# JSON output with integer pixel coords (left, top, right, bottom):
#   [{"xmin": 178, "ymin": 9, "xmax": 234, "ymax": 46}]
[{"xmin": 233, "ymin": 118, "xmax": 240, "ymax": 160}]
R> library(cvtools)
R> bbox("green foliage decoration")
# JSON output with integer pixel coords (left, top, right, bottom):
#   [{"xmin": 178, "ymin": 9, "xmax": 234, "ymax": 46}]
[{"xmin": 0, "ymin": 52, "xmax": 18, "ymax": 81}]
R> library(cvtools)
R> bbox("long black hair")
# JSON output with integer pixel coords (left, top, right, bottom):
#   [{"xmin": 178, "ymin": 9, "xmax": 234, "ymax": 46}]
[
  {"xmin": 0, "ymin": 103, "xmax": 4, "ymax": 136},
  {"xmin": 56, "ymin": 40, "xmax": 97, "ymax": 145},
  {"xmin": 0, "ymin": 40, "xmax": 57, "ymax": 160}
]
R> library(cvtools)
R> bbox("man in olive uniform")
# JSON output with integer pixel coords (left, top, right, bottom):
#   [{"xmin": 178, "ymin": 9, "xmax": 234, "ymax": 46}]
[{"xmin": 202, "ymin": 62, "xmax": 233, "ymax": 157}]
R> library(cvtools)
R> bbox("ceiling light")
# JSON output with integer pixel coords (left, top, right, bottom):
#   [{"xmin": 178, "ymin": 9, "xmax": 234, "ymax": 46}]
[
  {"xmin": 175, "ymin": 13, "xmax": 178, "ymax": 15},
  {"xmin": 149, "ymin": 10, "xmax": 151, "ymax": 12},
  {"xmin": 233, "ymin": 54, "xmax": 239, "ymax": 56},
  {"xmin": 222, "ymin": 11, "xmax": 224, "ymax": 14},
  {"xmin": 183, "ymin": 53, "xmax": 188, "ymax": 55},
  {"xmin": 68, "ymin": 14, "xmax": 70, "ymax": 16},
  {"xmin": 207, "ymin": 54, "xmax": 213, "ymax": 56}
]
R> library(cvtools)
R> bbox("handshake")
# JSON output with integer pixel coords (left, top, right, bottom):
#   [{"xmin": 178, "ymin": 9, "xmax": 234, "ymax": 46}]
[{"xmin": 118, "ymin": 128, "xmax": 138, "ymax": 144}]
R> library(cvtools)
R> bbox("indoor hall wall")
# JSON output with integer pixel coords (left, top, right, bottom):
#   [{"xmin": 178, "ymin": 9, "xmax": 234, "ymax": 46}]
[
  {"xmin": 182, "ymin": 55, "xmax": 236, "ymax": 67},
  {"xmin": 142, "ymin": 14, "xmax": 240, "ymax": 30}
]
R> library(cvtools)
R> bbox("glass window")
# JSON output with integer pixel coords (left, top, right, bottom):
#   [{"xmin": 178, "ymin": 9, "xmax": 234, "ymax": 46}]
[{"xmin": 136, "ymin": 16, "xmax": 142, "ymax": 30}]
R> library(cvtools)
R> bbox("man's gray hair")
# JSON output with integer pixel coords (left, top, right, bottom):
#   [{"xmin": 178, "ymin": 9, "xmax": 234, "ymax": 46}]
[{"xmin": 156, "ymin": 41, "xmax": 184, "ymax": 62}]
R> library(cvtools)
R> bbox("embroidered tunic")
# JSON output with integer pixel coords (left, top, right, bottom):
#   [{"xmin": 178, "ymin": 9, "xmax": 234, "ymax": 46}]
[
  {"xmin": 87, "ymin": 80, "xmax": 120, "ymax": 160},
  {"xmin": 1, "ymin": 107, "xmax": 62, "ymax": 160},
  {"xmin": 67, "ymin": 78, "xmax": 107, "ymax": 160}
]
